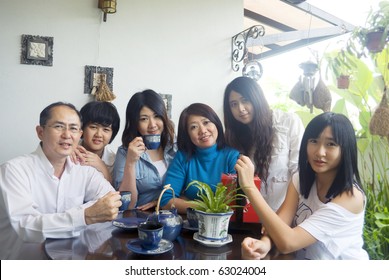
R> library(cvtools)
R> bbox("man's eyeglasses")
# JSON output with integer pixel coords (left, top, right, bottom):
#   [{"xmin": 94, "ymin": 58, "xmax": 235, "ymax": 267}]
[{"xmin": 44, "ymin": 123, "xmax": 81, "ymax": 134}]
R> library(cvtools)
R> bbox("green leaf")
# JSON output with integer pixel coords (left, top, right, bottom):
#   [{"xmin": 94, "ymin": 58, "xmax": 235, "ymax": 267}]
[
  {"xmin": 331, "ymin": 98, "xmax": 348, "ymax": 116},
  {"xmin": 375, "ymin": 212, "xmax": 389, "ymax": 221},
  {"xmin": 185, "ymin": 180, "xmax": 247, "ymax": 213}
]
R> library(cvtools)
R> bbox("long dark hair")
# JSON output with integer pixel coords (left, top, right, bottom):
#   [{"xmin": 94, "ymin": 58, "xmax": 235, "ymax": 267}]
[
  {"xmin": 299, "ymin": 112, "xmax": 361, "ymax": 199},
  {"xmin": 177, "ymin": 103, "xmax": 226, "ymax": 159},
  {"xmin": 121, "ymin": 89, "xmax": 174, "ymax": 149},
  {"xmin": 80, "ymin": 101, "xmax": 120, "ymax": 144},
  {"xmin": 223, "ymin": 76, "xmax": 273, "ymax": 181}
]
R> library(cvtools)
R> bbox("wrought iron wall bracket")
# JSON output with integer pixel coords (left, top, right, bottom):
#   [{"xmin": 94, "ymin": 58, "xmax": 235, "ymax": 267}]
[{"xmin": 231, "ymin": 25, "xmax": 265, "ymax": 72}]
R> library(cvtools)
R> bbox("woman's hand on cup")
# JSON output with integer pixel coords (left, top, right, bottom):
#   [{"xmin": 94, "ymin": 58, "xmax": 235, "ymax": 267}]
[{"xmin": 127, "ymin": 137, "xmax": 146, "ymax": 162}]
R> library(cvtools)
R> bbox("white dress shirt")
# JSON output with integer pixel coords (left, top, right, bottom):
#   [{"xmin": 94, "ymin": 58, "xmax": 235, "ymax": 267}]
[{"xmin": 0, "ymin": 145, "xmax": 114, "ymax": 259}]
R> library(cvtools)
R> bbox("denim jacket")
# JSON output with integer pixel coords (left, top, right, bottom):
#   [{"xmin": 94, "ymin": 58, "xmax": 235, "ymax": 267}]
[{"xmin": 113, "ymin": 142, "xmax": 177, "ymax": 206}]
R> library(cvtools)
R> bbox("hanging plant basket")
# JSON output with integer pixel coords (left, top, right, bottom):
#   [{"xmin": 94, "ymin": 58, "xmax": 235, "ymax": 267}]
[
  {"xmin": 313, "ymin": 78, "xmax": 332, "ymax": 112},
  {"xmin": 369, "ymin": 89, "xmax": 389, "ymax": 137},
  {"xmin": 337, "ymin": 75, "xmax": 350, "ymax": 89},
  {"xmin": 365, "ymin": 30, "xmax": 386, "ymax": 53}
]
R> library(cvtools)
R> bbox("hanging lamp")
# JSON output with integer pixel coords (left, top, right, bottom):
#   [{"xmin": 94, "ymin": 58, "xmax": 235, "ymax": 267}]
[{"xmin": 98, "ymin": 0, "xmax": 117, "ymax": 22}]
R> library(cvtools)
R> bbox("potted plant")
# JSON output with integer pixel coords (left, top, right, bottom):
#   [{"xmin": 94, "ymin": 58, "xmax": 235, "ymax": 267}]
[
  {"xmin": 324, "ymin": 49, "xmax": 355, "ymax": 89},
  {"xmin": 186, "ymin": 180, "xmax": 246, "ymax": 242},
  {"xmin": 337, "ymin": 75, "xmax": 351, "ymax": 89},
  {"xmin": 349, "ymin": 1, "xmax": 389, "ymax": 54}
]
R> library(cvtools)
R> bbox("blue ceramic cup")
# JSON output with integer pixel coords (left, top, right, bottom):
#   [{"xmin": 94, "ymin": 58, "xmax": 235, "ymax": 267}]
[
  {"xmin": 119, "ymin": 191, "xmax": 131, "ymax": 211},
  {"xmin": 143, "ymin": 134, "xmax": 161, "ymax": 150},
  {"xmin": 138, "ymin": 222, "xmax": 164, "ymax": 249}
]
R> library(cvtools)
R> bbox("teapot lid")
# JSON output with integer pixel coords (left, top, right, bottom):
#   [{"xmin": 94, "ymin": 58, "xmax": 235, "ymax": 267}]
[{"xmin": 158, "ymin": 209, "xmax": 174, "ymax": 215}]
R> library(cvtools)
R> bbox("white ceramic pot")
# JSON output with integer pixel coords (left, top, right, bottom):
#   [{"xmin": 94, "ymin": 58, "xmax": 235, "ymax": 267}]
[{"xmin": 194, "ymin": 210, "xmax": 233, "ymax": 241}]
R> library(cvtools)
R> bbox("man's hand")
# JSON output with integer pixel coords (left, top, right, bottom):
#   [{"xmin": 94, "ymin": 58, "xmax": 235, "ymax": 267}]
[{"xmin": 85, "ymin": 191, "xmax": 121, "ymax": 225}]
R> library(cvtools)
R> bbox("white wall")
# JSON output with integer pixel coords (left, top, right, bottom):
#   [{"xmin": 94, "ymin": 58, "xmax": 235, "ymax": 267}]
[{"xmin": 0, "ymin": 0, "xmax": 243, "ymax": 164}]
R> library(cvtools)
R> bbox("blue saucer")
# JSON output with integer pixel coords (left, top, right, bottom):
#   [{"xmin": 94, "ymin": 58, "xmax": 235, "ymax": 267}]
[
  {"xmin": 182, "ymin": 220, "xmax": 198, "ymax": 231},
  {"xmin": 112, "ymin": 216, "xmax": 146, "ymax": 230},
  {"xmin": 127, "ymin": 239, "xmax": 174, "ymax": 255}
]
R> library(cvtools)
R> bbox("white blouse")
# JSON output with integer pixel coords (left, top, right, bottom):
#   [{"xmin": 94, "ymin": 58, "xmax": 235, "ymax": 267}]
[{"xmin": 259, "ymin": 109, "xmax": 304, "ymax": 211}]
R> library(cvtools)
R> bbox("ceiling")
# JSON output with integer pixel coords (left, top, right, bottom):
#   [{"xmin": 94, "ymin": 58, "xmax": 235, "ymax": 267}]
[{"xmin": 240, "ymin": 0, "xmax": 356, "ymax": 61}]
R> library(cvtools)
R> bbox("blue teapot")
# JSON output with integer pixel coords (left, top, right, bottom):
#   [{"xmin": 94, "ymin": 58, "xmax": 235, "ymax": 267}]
[{"xmin": 149, "ymin": 184, "xmax": 183, "ymax": 241}]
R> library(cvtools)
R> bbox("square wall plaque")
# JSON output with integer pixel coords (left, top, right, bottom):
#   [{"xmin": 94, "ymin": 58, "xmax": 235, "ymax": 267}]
[
  {"xmin": 21, "ymin": 34, "xmax": 53, "ymax": 66},
  {"xmin": 84, "ymin": 65, "xmax": 114, "ymax": 94}
]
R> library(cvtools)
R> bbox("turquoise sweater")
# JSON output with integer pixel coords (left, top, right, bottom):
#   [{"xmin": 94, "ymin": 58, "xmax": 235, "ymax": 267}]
[{"xmin": 160, "ymin": 144, "xmax": 239, "ymax": 206}]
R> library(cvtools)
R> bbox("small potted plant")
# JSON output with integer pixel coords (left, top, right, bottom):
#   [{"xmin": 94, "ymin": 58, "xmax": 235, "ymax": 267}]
[
  {"xmin": 350, "ymin": 1, "xmax": 389, "ymax": 54},
  {"xmin": 186, "ymin": 180, "xmax": 246, "ymax": 242},
  {"xmin": 324, "ymin": 49, "xmax": 354, "ymax": 89}
]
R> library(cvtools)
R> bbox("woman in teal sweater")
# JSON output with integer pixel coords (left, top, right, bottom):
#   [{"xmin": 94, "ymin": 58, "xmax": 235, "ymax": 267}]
[{"xmin": 160, "ymin": 103, "xmax": 239, "ymax": 214}]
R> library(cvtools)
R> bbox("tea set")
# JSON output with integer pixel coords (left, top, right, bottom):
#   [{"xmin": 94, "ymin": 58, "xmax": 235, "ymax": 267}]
[{"xmin": 113, "ymin": 184, "xmax": 232, "ymax": 255}]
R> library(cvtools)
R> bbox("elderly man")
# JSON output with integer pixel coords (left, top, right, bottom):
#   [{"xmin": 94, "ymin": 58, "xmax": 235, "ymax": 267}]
[{"xmin": 0, "ymin": 102, "xmax": 121, "ymax": 259}]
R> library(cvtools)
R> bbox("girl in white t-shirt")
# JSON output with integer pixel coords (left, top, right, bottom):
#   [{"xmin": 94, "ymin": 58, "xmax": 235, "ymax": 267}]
[{"xmin": 236, "ymin": 112, "xmax": 369, "ymax": 260}]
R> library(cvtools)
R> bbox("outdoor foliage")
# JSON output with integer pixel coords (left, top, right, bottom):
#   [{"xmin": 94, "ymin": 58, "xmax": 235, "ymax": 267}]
[
  {"xmin": 347, "ymin": 1, "xmax": 389, "ymax": 57},
  {"xmin": 323, "ymin": 44, "xmax": 389, "ymax": 259},
  {"xmin": 363, "ymin": 178, "xmax": 389, "ymax": 260}
]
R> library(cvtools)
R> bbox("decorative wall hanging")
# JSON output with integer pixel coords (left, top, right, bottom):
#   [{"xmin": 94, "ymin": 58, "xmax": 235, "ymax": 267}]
[
  {"xmin": 242, "ymin": 57, "xmax": 263, "ymax": 81},
  {"xmin": 290, "ymin": 61, "xmax": 319, "ymax": 113},
  {"xmin": 20, "ymin": 35, "xmax": 53, "ymax": 66},
  {"xmin": 231, "ymin": 25, "xmax": 265, "ymax": 74},
  {"xmin": 94, "ymin": 75, "xmax": 116, "ymax": 101},
  {"xmin": 290, "ymin": 60, "xmax": 331, "ymax": 113},
  {"xmin": 160, "ymin": 94, "xmax": 172, "ymax": 119},
  {"xmin": 84, "ymin": 65, "xmax": 114, "ymax": 94}
]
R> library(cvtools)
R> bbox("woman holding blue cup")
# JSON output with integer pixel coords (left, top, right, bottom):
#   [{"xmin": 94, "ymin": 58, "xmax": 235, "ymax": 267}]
[{"xmin": 113, "ymin": 89, "xmax": 177, "ymax": 211}]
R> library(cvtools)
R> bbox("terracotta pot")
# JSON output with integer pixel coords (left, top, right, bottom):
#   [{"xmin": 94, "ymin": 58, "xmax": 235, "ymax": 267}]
[
  {"xmin": 337, "ymin": 75, "xmax": 350, "ymax": 89},
  {"xmin": 365, "ymin": 30, "xmax": 386, "ymax": 53}
]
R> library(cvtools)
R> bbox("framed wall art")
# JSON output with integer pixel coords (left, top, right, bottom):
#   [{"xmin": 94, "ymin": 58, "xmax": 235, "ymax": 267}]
[
  {"xmin": 20, "ymin": 35, "xmax": 53, "ymax": 66},
  {"xmin": 84, "ymin": 65, "xmax": 114, "ymax": 94}
]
